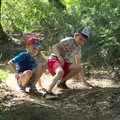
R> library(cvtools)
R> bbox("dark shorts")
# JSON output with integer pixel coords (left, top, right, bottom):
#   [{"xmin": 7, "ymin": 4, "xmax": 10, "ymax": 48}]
[{"xmin": 47, "ymin": 59, "xmax": 72, "ymax": 78}]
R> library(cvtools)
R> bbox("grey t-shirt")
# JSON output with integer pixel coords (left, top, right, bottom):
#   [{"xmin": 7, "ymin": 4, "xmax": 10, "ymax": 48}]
[{"xmin": 54, "ymin": 37, "xmax": 81, "ymax": 62}]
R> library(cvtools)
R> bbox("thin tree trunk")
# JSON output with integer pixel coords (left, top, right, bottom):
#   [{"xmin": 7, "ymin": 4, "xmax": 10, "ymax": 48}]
[
  {"xmin": 0, "ymin": 0, "xmax": 9, "ymax": 43},
  {"xmin": 0, "ymin": 24, "xmax": 9, "ymax": 42}
]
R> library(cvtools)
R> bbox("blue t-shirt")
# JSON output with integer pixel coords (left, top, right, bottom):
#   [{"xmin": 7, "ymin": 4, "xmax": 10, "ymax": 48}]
[{"xmin": 12, "ymin": 52, "xmax": 38, "ymax": 73}]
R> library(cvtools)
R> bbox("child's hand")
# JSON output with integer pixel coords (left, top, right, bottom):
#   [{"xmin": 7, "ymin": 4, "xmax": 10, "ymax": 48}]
[
  {"xmin": 7, "ymin": 60, "xmax": 16, "ymax": 73},
  {"xmin": 41, "ymin": 88, "xmax": 47, "ymax": 92},
  {"xmin": 8, "ymin": 60, "xmax": 13, "ymax": 65},
  {"xmin": 58, "ymin": 57, "xmax": 64, "ymax": 66}
]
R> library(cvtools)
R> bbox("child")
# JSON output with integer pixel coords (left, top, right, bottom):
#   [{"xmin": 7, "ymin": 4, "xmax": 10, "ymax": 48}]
[
  {"xmin": 8, "ymin": 36, "xmax": 46, "ymax": 92},
  {"xmin": 43, "ymin": 27, "xmax": 93, "ymax": 99}
]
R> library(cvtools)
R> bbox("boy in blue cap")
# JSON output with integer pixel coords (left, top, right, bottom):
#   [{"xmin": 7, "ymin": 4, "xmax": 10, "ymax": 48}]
[{"xmin": 8, "ymin": 36, "xmax": 46, "ymax": 92}]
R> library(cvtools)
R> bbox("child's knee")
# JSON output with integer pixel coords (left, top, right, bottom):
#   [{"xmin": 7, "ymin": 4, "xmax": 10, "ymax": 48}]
[
  {"xmin": 75, "ymin": 64, "xmax": 81, "ymax": 71},
  {"xmin": 24, "ymin": 70, "xmax": 32, "ymax": 77}
]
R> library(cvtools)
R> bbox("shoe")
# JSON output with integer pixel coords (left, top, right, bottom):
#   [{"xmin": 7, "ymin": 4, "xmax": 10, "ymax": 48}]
[
  {"xmin": 43, "ymin": 92, "xmax": 57, "ymax": 99},
  {"xmin": 57, "ymin": 81, "xmax": 69, "ymax": 89},
  {"xmin": 25, "ymin": 87, "xmax": 31, "ymax": 93},
  {"xmin": 25, "ymin": 85, "xmax": 38, "ymax": 93},
  {"xmin": 16, "ymin": 85, "xmax": 25, "ymax": 92},
  {"xmin": 29, "ymin": 84, "xmax": 38, "ymax": 92}
]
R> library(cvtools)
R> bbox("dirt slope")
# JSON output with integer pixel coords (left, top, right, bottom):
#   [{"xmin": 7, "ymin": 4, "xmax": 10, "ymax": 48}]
[{"xmin": 0, "ymin": 70, "xmax": 120, "ymax": 120}]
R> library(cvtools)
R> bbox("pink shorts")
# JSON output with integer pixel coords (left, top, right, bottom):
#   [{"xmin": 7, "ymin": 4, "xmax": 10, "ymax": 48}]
[{"xmin": 48, "ymin": 59, "xmax": 72, "ymax": 78}]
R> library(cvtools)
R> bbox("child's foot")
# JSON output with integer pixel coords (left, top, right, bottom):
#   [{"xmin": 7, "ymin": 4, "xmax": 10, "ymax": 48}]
[
  {"xmin": 17, "ymin": 86, "xmax": 31, "ymax": 93},
  {"xmin": 17, "ymin": 85, "xmax": 37, "ymax": 93},
  {"xmin": 43, "ymin": 91, "xmax": 58, "ymax": 99},
  {"xmin": 29, "ymin": 84, "xmax": 38, "ymax": 93},
  {"xmin": 57, "ymin": 82, "xmax": 70, "ymax": 89},
  {"xmin": 16, "ymin": 85, "xmax": 25, "ymax": 92},
  {"xmin": 25, "ymin": 87, "xmax": 31, "ymax": 93}
]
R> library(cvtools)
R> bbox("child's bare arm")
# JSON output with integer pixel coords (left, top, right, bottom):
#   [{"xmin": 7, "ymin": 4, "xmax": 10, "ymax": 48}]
[
  {"xmin": 36, "ymin": 51, "xmax": 48, "ymax": 63},
  {"xmin": 54, "ymin": 43, "xmax": 65, "ymax": 65},
  {"xmin": 37, "ymin": 79, "xmax": 47, "ymax": 92},
  {"xmin": 74, "ymin": 55, "xmax": 81, "ymax": 65},
  {"xmin": 8, "ymin": 60, "xmax": 16, "ymax": 73}
]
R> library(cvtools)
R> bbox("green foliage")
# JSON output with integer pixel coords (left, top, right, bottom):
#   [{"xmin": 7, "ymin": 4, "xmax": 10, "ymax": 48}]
[
  {"xmin": 1, "ymin": 0, "xmax": 120, "ymax": 72},
  {"xmin": 0, "ymin": 46, "xmax": 14, "ymax": 61},
  {"xmin": 0, "ymin": 71, "xmax": 8, "ymax": 83},
  {"xmin": 1, "ymin": 0, "xmax": 75, "ymax": 45}
]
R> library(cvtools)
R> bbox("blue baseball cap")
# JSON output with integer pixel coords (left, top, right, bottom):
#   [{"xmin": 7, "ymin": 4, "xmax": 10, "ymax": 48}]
[
  {"xmin": 76, "ymin": 27, "xmax": 90, "ymax": 39},
  {"xmin": 33, "ymin": 43, "xmax": 41, "ymax": 47}
]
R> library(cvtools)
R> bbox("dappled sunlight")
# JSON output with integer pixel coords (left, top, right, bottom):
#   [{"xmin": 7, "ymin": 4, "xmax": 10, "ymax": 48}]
[
  {"xmin": 5, "ymin": 73, "xmax": 18, "ymax": 90},
  {"xmin": 1, "ymin": 70, "xmax": 120, "ymax": 120},
  {"xmin": 88, "ymin": 78, "xmax": 120, "ymax": 88},
  {"xmin": 5, "ymin": 71, "xmax": 120, "ymax": 94}
]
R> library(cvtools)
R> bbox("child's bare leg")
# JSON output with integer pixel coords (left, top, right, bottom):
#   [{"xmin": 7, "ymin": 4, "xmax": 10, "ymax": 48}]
[
  {"xmin": 47, "ymin": 67, "xmax": 64, "ymax": 92},
  {"xmin": 34, "ymin": 64, "xmax": 46, "ymax": 87},
  {"xmin": 62, "ymin": 64, "xmax": 93, "ymax": 87},
  {"xmin": 18, "ymin": 70, "xmax": 32, "ymax": 87},
  {"xmin": 79, "ymin": 70, "xmax": 85, "ymax": 81},
  {"xmin": 63, "ymin": 64, "xmax": 81, "ymax": 81}
]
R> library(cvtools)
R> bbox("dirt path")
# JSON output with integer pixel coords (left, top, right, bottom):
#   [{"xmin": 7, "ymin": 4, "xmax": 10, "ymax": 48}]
[{"xmin": 0, "ymin": 70, "xmax": 120, "ymax": 120}]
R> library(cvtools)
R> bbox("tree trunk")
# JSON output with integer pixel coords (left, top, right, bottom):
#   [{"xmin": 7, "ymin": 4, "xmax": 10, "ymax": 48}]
[
  {"xmin": 0, "ymin": 24, "xmax": 9, "ymax": 43},
  {"xmin": 0, "ymin": 0, "xmax": 9, "ymax": 43},
  {"xmin": 48, "ymin": 0, "xmax": 66, "ymax": 10}
]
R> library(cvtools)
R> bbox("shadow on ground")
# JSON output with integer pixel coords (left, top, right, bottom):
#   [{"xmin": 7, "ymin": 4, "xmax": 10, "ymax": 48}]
[
  {"xmin": 1, "ymin": 67, "xmax": 120, "ymax": 120},
  {"xmin": 1, "ymin": 84, "xmax": 120, "ymax": 120}
]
